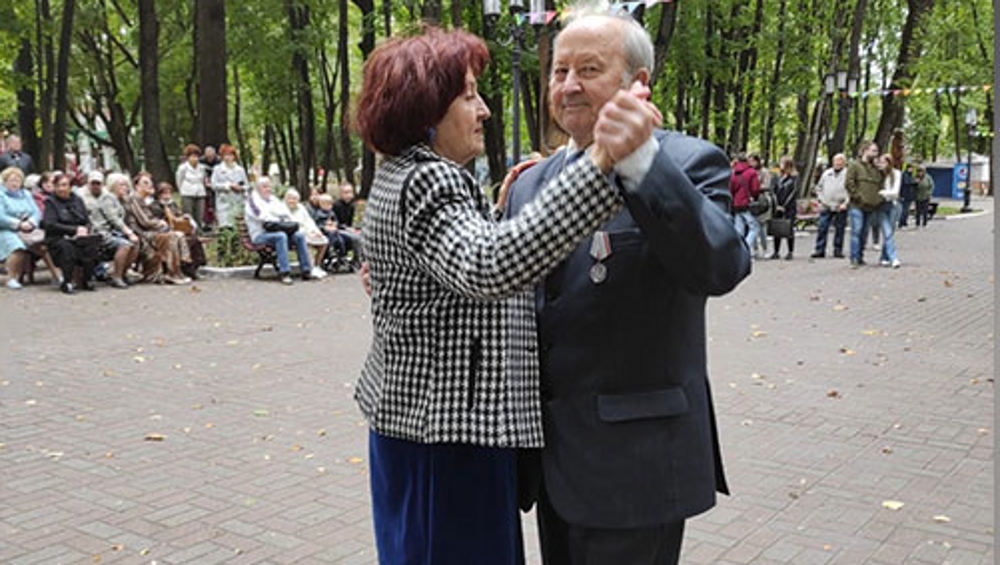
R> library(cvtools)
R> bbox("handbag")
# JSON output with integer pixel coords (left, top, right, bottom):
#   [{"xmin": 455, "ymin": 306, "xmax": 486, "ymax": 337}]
[
  {"xmin": 263, "ymin": 221, "xmax": 299, "ymax": 235},
  {"xmin": 18, "ymin": 228, "xmax": 45, "ymax": 247},
  {"xmin": 767, "ymin": 217, "xmax": 793, "ymax": 238}
]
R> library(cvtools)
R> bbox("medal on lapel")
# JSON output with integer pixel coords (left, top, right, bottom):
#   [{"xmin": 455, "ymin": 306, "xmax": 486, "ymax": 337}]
[{"xmin": 589, "ymin": 231, "xmax": 611, "ymax": 284}]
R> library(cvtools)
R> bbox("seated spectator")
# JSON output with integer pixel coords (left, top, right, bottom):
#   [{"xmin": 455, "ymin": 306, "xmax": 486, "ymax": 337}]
[
  {"xmin": 23, "ymin": 171, "xmax": 62, "ymax": 282},
  {"xmin": 332, "ymin": 182, "xmax": 362, "ymax": 265},
  {"xmin": 0, "ymin": 167, "xmax": 43, "ymax": 289},
  {"xmin": 244, "ymin": 176, "xmax": 314, "ymax": 285},
  {"xmin": 120, "ymin": 172, "xmax": 192, "ymax": 285},
  {"xmin": 311, "ymin": 194, "xmax": 350, "ymax": 267},
  {"xmin": 283, "ymin": 188, "xmax": 328, "ymax": 279},
  {"xmin": 42, "ymin": 173, "xmax": 103, "ymax": 294},
  {"xmin": 84, "ymin": 171, "xmax": 138, "ymax": 288},
  {"xmin": 149, "ymin": 182, "xmax": 206, "ymax": 277}
]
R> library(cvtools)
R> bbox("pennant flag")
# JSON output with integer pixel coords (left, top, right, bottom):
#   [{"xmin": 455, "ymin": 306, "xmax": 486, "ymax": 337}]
[{"xmin": 545, "ymin": 10, "xmax": 557, "ymax": 23}]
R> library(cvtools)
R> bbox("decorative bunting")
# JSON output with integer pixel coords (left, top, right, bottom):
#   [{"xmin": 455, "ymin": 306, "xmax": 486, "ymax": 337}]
[
  {"xmin": 846, "ymin": 84, "xmax": 992, "ymax": 99},
  {"xmin": 514, "ymin": 0, "xmax": 673, "ymax": 24}
]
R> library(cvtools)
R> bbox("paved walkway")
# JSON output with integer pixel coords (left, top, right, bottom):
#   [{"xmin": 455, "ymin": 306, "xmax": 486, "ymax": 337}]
[{"xmin": 1, "ymin": 198, "xmax": 993, "ymax": 564}]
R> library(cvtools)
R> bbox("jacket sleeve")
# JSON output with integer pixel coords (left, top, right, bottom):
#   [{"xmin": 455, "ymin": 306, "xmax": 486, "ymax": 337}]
[
  {"xmin": 403, "ymin": 156, "xmax": 622, "ymax": 301},
  {"xmin": 844, "ymin": 165, "xmax": 858, "ymax": 201},
  {"xmin": 42, "ymin": 201, "xmax": 79, "ymax": 237},
  {"xmin": 619, "ymin": 136, "xmax": 751, "ymax": 296}
]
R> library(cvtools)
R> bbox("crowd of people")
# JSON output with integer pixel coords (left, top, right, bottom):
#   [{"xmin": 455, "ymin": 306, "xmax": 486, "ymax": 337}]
[
  {"xmin": 729, "ymin": 141, "xmax": 936, "ymax": 267},
  {"xmin": 0, "ymin": 136, "xmax": 363, "ymax": 293}
]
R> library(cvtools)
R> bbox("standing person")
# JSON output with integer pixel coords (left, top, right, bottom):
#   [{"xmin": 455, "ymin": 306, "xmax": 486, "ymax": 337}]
[
  {"xmin": 175, "ymin": 144, "xmax": 207, "ymax": 233},
  {"xmin": 876, "ymin": 154, "xmax": 902, "ymax": 268},
  {"xmin": 771, "ymin": 156, "xmax": 798, "ymax": 260},
  {"xmin": 0, "ymin": 167, "xmax": 42, "ymax": 289},
  {"xmin": 810, "ymin": 153, "xmax": 849, "ymax": 258},
  {"xmin": 913, "ymin": 164, "xmax": 933, "ymax": 227},
  {"xmin": 200, "ymin": 145, "xmax": 221, "ymax": 230},
  {"xmin": 0, "ymin": 135, "xmax": 36, "ymax": 175},
  {"xmin": 749, "ymin": 154, "xmax": 773, "ymax": 258},
  {"xmin": 244, "ymin": 177, "xmax": 315, "ymax": 285},
  {"xmin": 354, "ymin": 26, "xmax": 657, "ymax": 565},
  {"xmin": 88, "ymin": 173, "xmax": 139, "ymax": 288},
  {"xmin": 502, "ymin": 10, "xmax": 750, "ymax": 564},
  {"xmin": 729, "ymin": 153, "xmax": 761, "ymax": 251},
  {"xmin": 42, "ymin": 173, "xmax": 103, "ymax": 294},
  {"xmin": 845, "ymin": 140, "xmax": 885, "ymax": 268},
  {"xmin": 898, "ymin": 162, "xmax": 916, "ymax": 228},
  {"xmin": 209, "ymin": 144, "xmax": 249, "ymax": 230}
]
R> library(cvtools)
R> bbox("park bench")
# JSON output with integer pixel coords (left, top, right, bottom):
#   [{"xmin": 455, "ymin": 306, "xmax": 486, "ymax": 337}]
[{"xmin": 236, "ymin": 217, "xmax": 279, "ymax": 278}]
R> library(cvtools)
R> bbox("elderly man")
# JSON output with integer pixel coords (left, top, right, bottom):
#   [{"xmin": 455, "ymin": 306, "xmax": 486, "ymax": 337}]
[
  {"xmin": 0, "ymin": 135, "xmax": 36, "ymax": 175},
  {"xmin": 810, "ymin": 153, "xmax": 849, "ymax": 259},
  {"xmin": 503, "ymin": 9, "xmax": 751, "ymax": 564}
]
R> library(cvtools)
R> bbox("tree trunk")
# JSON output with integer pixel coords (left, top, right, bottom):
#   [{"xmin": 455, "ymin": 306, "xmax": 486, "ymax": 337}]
[
  {"xmin": 537, "ymin": 1, "xmax": 559, "ymax": 154},
  {"xmin": 422, "ymin": 0, "xmax": 441, "ymax": 24},
  {"xmin": 761, "ymin": 0, "xmax": 787, "ymax": 165},
  {"xmin": 699, "ymin": 4, "xmax": 715, "ymax": 140},
  {"xmin": 338, "ymin": 0, "xmax": 357, "ymax": 184},
  {"xmin": 52, "ymin": 0, "xmax": 75, "ymax": 171},
  {"xmin": 319, "ymin": 46, "xmax": 341, "ymax": 190},
  {"xmin": 286, "ymin": 0, "xmax": 316, "ymax": 196},
  {"xmin": 232, "ymin": 65, "xmax": 253, "ymax": 169},
  {"xmin": 383, "ymin": 0, "xmax": 392, "ymax": 36},
  {"xmin": 831, "ymin": 0, "xmax": 866, "ymax": 158},
  {"xmin": 353, "ymin": 0, "xmax": 377, "ymax": 198},
  {"xmin": 482, "ymin": 16, "xmax": 505, "ymax": 185},
  {"xmin": 873, "ymin": 0, "xmax": 935, "ymax": 148},
  {"xmin": 450, "ymin": 0, "xmax": 462, "ymax": 28},
  {"xmin": 14, "ymin": 40, "xmax": 40, "ymax": 161},
  {"xmin": 138, "ymin": 0, "xmax": 172, "ymax": 184},
  {"xmin": 35, "ymin": 0, "xmax": 55, "ymax": 169},
  {"xmin": 196, "ymin": 0, "xmax": 228, "ymax": 147},
  {"xmin": 650, "ymin": 1, "xmax": 678, "ymax": 87}
]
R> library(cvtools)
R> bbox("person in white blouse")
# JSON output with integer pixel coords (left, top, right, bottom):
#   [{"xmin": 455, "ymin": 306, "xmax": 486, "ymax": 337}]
[
  {"xmin": 244, "ymin": 177, "xmax": 315, "ymax": 285},
  {"xmin": 876, "ymin": 153, "xmax": 902, "ymax": 268},
  {"xmin": 175, "ymin": 144, "xmax": 207, "ymax": 232},
  {"xmin": 284, "ymin": 188, "xmax": 328, "ymax": 279},
  {"xmin": 209, "ymin": 144, "xmax": 249, "ymax": 230}
]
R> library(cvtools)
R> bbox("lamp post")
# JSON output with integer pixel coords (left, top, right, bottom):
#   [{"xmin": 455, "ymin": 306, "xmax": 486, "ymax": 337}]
[
  {"xmin": 963, "ymin": 107, "xmax": 977, "ymax": 213},
  {"xmin": 823, "ymin": 72, "xmax": 836, "ymax": 161}
]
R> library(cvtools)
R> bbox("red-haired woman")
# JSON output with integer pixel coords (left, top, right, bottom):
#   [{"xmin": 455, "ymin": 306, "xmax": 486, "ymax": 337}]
[
  {"xmin": 354, "ymin": 26, "xmax": 656, "ymax": 563},
  {"xmin": 175, "ymin": 144, "xmax": 206, "ymax": 233}
]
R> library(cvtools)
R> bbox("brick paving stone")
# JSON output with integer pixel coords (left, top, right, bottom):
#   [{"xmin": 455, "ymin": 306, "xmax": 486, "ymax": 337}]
[{"xmin": 0, "ymin": 198, "xmax": 992, "ymax": 563}]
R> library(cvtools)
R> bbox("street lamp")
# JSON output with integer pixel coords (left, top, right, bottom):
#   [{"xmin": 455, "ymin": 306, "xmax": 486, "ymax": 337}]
[{"xmin": 962, "ymin": 107, "xmax": 977, "ymax": 213}]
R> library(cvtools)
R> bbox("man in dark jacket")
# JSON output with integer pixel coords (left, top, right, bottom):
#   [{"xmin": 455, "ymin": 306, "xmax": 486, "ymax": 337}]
[
  {"xmin": 505, "ymin": 10, "xmax": 751, "ymax": 564},
  {"xmin": 0, "ymin": 135, "xmax": 36, "ymax": 175},
  {"xmin": 729, "ymin": 153, "xmax": 761, "ymax": 250},
  {"xmin": 844, "ymin": 140, "xmax": 884, "ymax": 267}
]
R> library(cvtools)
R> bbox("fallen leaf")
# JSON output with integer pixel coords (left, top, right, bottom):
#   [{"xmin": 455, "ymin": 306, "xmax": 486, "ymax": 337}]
[
  {"xmin": 253, "ymin": 409, "xmax": 270, "ymax": 417},
  {"xmin": 317, "ymin": 466, "xmax": 326, "ymax": 473},
  {"xmin": 317, "ymin": 429, "xmax": 327, "ymax": 436},
  {"xmin": 833, "ymin": 304, "xmax": 848, "ymax": 311},
  {"xmin": 290, "ymin": 444, "xmax": 303, "ymax": 452},
  {"xmin": 205, "ymin": 422, "xmax": 215, "ymax": 428},
  {"xmin": 970, "ymin": 378, "xmax": 980, "ymax": 385},
  {"xmin": 133, "ymin": 356, "xmax": 146, "ymax": 363},
  {"xmin": 24, "ymin": 399, "xmax": 37, "ymax": 406},
  {"xmin": 839, "ymin": 347, "xmax": 856, "ymax": 355},
  {"xmin": 881, "ymin": 446, "xmax": 893, "ymax": 454},
  {"xmin": 75, "ymin": 415, "xmax": 86, "ymax": 422},
  {"xmin": 933, "ymin": 515, "xmax": 951, "ymax": 523},
  {"xmin": 977, "ymin": 428, "xmax": 989, "ymax": 435},
  {"xmin": 144, "ymin": 433, "xmax": 166, "ymax": 441},
  {"xmin": 139, "ymin": 549, "xmax": 149, "ymax": 556},
  {"xmin": 348, "ymin": 457, "xmax": 363, "ymax": 464},
  {"xmin": 173, "ymin": 364, "xmax": 182, "ymax": 370},
  {"xmin": 190, "ymin": 285, "xmax": 202, "ymax": 293},
  {"xmin": 741, "ymin": 419, "xmax": 753, "ymax": 426},
  {"xmin": 944, "ymin": 280, "xmax": 953, "ymax": 287},
  {"xmin": 751, "ymin": 330, "xmax": 767, "ymax": 338},
  {"xmin": 104, "ymin": 452, "xmax": 114, "ymax": 459},
  {"xmin": 882, "ymin": 500, "xmax": 905, "ymax": 511},
  {"xmin": 861, "ymin": 329, "xmax": 880, "ymax": 336},
  {"xmin": 93, "ymin": 555, "xmax": 102, "ymax": 563},
  {"xmin": 826, "ymin": 390, "xmax": 841, "ymax": 398},
  {"xmin": 823, "ymin": 544, "xmax": 833, "ymax": 551},
  {"xmin": 103, "ymin": 370, "xmax": 116, "ymax": 377},
  {"xmin": 226, "ymin": 339, "xmax": 239, "ymax": 346},
  {"xmin": 251, "ymin": 363, "xmax": 262, "ymax": 370},
  {"xmin": 111, "ymin": 544, "xmax": 123, "ymax": 551}
]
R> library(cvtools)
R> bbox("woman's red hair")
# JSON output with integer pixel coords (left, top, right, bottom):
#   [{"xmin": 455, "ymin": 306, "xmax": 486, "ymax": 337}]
[{"xmin": 356, "ymin": 27, "xmax": 490, "ymax": 156}]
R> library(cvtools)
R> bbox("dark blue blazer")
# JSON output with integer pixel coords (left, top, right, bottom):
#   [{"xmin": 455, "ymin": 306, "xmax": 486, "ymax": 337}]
[{"xmin": 508, "ymin": 130, "xmax": 751, "ymax": 528}]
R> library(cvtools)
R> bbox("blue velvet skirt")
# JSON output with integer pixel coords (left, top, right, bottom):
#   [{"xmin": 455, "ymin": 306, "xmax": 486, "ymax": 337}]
[{"xmin": 368, "ymin": 430, "xmax": 525, "ymax": 565}]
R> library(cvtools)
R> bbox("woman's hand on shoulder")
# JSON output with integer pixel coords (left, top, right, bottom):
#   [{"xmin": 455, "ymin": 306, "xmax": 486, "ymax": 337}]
[{"xmin": 495, "ymin": 159, "xmax": 538, "ymax": 214}]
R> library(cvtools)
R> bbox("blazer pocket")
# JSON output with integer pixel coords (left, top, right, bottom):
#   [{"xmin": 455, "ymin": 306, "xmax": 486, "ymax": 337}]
[
  {"xmin": 467, "ymin": 337, "xmax": 482, "ymax": 410},
  {"xmin": 608, "ymin": 229, "xmax": 644, "ymax": 251},
  {"xmin": 596, "ymin": 387, "xmax": 689, "ymax": 423}
]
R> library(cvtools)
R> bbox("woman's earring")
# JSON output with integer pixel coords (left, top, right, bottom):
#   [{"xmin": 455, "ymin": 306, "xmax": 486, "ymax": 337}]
[{"xmin": 427, "ymin": 127, "xmax": 436, "ymax": 145}]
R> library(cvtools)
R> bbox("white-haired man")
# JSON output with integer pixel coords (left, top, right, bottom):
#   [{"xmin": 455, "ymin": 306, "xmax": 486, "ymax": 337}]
[
  {"xmin": 504, "ymin": 8, "xmax": 750, "ymax": 564},
  {"xmin": 811, "ymin": 153, "xmax": 849, "ymax": 258},
  {"xmin": 0, "ymin": 135, "xmax": 36, "ymax": 175}
]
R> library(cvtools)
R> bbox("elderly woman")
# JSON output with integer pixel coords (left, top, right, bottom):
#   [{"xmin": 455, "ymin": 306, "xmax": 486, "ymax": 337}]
[
  {"xmin": 90, "ymin": 173, "xmax": 139, "ymax": 288},
  {"xmin": 175, "ymin": 144, "xmax": 207, "ymax": 231},
  {"xmin": 42, "ymin": 173, "xmax": 103, "ymax": 294},
  {"xmin": 354, "ymin": 27, "xmax": 655, "ymax": 563},
  {"xmin": 244, "ymin": 177, "xmax": 314, "ymax": 285},
  {"xmin": 283, "ymin": 188, "xmax": 328, "ymax": 279},
  {"xmin": 0, "ymin": 167, "xmax": 43, "ymax": 289},
  {"xmin": 209, "ymin": 144, "xmax": 249, "ymax": 230},
  {"xmin": 149, "ymin": 182, "xmax": 206, "ymax": 277},
  {"xmin": 122, "ymin": 172, "xmax": 192, "ymax": 284}
]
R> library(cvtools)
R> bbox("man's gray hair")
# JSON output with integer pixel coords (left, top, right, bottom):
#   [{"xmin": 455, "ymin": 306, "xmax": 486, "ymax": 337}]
[{"xmin": 558, "ymin": 1, "xmax": 654, "ymax": 76}]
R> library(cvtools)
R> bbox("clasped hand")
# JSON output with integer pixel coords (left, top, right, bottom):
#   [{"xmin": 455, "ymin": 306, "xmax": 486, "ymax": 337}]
[{"xmin": 588, "ymin": 81, "xmax": 662, "ymax": 173}]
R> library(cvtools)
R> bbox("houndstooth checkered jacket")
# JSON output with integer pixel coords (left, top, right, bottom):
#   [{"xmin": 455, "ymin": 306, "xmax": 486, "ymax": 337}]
[{"xmin": 355, "ymin": 144, "xmax": 622, "ymax": 448}]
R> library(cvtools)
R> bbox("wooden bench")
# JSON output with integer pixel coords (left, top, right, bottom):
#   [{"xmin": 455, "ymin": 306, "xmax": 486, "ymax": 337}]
[{"xmin": 236, "ymin": 217, "xmax": 279, "ymax": 278}]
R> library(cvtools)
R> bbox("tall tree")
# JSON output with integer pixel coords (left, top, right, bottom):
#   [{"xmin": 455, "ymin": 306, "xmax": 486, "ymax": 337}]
[
  {"xmin": 286, "ymin": 0, "xmax": 316, "ymax": 195},
  {"xmin": 830, "ymin": 0, "xmax": 866, "ymax": 158},
  {"xmin": 873, "ymin": 0, "xmax": 935, "ymax": 147},
  {"xmin": 14, "ymin": 40, "xmax": 40, "ymax": 160},
  {"xmin": 195, "ymin": 0, "xmax": 228, "ymax": 147},
  {"xmin": 138, "ymin": 0, "xmax": 171, "ymax": 183},
  {"xmin": 353, "ymin": 0, "xmax": 377, "ymax": 197},
  {"xmin": 338, "ymin": 0, "xmax": 357, "ymax": 183},
  {"xmin": 51, "ymin": 0, "xmax": 75, "ymax": 170},
  {"xmin": 34, "ymin": 0, "xmax": 56, "ymax": 169}
]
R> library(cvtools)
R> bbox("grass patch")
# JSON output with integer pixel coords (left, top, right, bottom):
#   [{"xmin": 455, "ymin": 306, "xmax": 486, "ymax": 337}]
[{"xmin": 935, "ymin": 205, "xmax": 980, "ymax": 216}]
